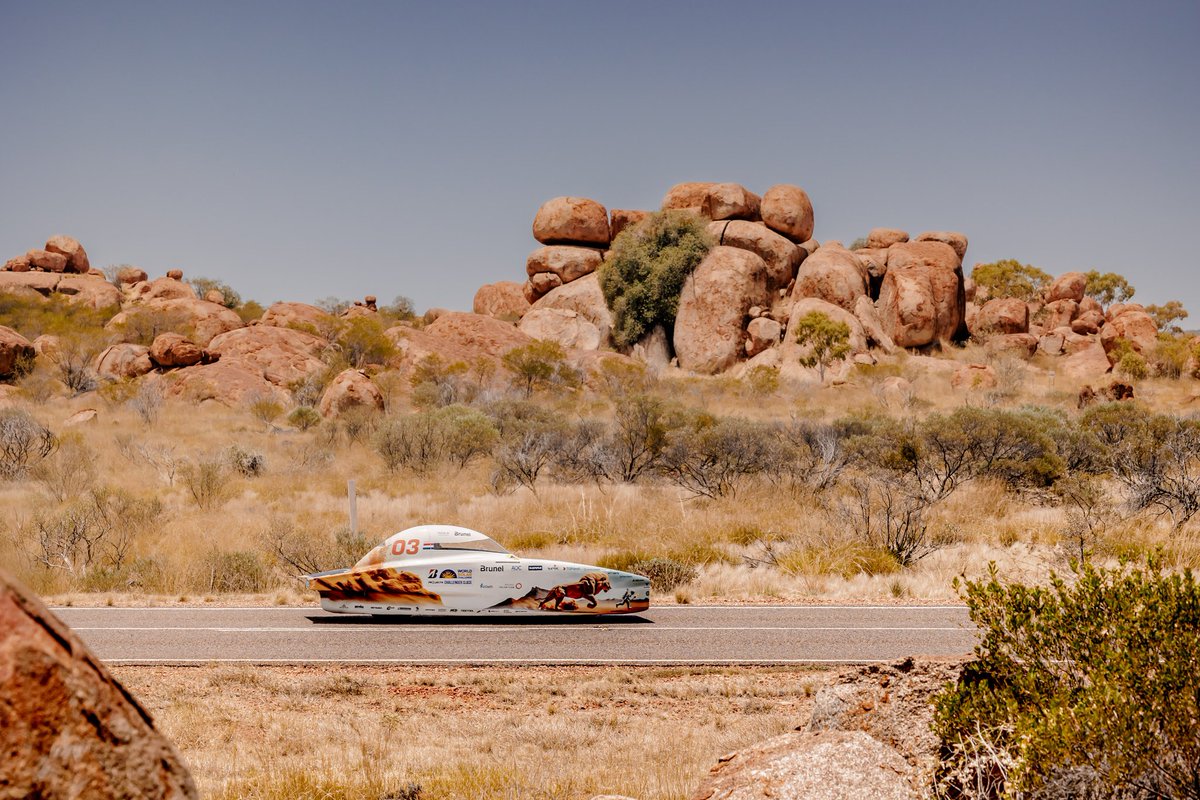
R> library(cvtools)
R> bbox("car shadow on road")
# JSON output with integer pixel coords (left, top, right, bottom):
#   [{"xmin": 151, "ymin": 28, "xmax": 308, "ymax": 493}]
[{"xmin": 306, "ymin": 613, "xmax": 653, "ymax": 626}]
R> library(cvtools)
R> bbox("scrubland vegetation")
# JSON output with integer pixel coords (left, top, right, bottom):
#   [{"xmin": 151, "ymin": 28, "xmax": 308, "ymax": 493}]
[{"xmin": 2, "ymin": 282, "xmax": 1200, "ymax": 607}]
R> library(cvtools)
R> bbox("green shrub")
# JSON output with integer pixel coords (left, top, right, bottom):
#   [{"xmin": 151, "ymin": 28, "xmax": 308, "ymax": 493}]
[
  {"xmin": 374, "ymin": 406, "xmax": 499, "ymax": 473},
  {"xmin": 1116, "ymin": 350, "xmax": 1148, "ymax": 380},
  {"xmin": 970, "ymin": 259, "xmax": 1051, "ymax": 302},
  {"xmin": 336, "ymin": 316, "xmax": 395, "ymax": 368},
  {"xmin": 287, "ymin": 406, "xmax": 321, "ymax": 431},
  {"xmin": 629, "ymin": 557, "xmax": 698, "ymax": 592},
  {"xmin": 1151, "ymin": 333, "xmax": 1190, "ymax": 379},
  {"xmin": 598, "ymin": 211, "xmax": 714, "ymax": 347},
  {"xmin": 501, "ymin": 340, "xmax": 579, "ymax": 397},
  {"xmin": 933, "ymin": 557, "xmax": 1200, "ymax": 799},
  {"xmin": 187, "ymin": 276, "xmax": 242, "ymax": 308}
]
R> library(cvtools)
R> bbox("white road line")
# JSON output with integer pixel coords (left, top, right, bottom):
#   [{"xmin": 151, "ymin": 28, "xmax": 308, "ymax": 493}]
[
  {"xmin": 51, "ymin": 604, "xmax": 967, "ymax": 612},
  {"xmin": 71, "ymin": 626, "xmax": 969, "ymax": 632}
]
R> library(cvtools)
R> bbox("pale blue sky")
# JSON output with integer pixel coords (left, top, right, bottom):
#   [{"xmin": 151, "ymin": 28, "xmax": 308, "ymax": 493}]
[{"xmin": 2, "ymin": 1, "xmax": 1197, "ymax": 316}]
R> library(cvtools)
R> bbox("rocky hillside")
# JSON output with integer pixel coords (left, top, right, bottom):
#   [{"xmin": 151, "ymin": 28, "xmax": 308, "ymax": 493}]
[{"xmin": 2, "ymin": 181, "xmax": 1180, "ymax": 411}]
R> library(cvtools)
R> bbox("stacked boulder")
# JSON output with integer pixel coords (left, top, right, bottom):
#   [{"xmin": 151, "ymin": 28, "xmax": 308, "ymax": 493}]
[
  {"xmin": 495, "ymin": 185, "xmax": 976, "ymax": 379},
  {"xmin": 962, "ymin": 269, "xmax": 1162, "ymax": 381},
  {"xmin": 3, "ymin": 234, "xmax": 91, "ymax": 274},
  {"xmin": 524, "ymin": 197, "xmax": 611, "ymax": 305},
  {"xmin": 1, "ymin": 235, "xmax": 120, "ymax": 310}
]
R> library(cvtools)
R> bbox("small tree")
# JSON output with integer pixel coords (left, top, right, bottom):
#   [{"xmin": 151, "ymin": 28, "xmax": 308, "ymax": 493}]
[
  {"xmin": 1084, "ymin": 269, "xmax": 1136, "ymax": 307},
  {"xmin": 336, "ymin": 316, "xmax": 395, "ymax": 368},
  {"xmin": 0, "ymin": 409, "xmax": 56, "ymax": 480},
  {"xmin": 187, "ymin": 276, "xmax": 242, "ymax": 308},
  {"xmin": 1146, "ymin": 300, "xmax": 1188, "ymax": 333},
  {"xmin": 501, "ymin": 340, "xmax": 579, "ymax": 397},
  {"xmin": 598, "ymin": 211, "xmax": 714, "ymax": 347},
  {"xmin": 792, "ymin": 311, "xmax": 851, "ymax": 382},
  {"xmin": 970, "ymin": 259, "xmax": 1051, "ymax": 302}
]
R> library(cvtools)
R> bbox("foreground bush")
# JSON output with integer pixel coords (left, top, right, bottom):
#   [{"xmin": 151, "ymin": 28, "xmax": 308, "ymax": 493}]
[{"xmin": 933, "ymin": 558, "xmax": 1200, "ymax": 799}]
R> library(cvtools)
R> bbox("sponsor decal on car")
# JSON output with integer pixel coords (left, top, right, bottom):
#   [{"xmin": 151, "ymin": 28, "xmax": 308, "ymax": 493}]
[
  {"xmin": 426, "ymin": 567, "xmax": 473, "ymax": 585},
  {"xmin": 528, "ymin": 565, "xmax": 543, "ymax": 572},
  {"xmin": 480, "ymin": 565, "xmax": 504, "ymax": 572}
]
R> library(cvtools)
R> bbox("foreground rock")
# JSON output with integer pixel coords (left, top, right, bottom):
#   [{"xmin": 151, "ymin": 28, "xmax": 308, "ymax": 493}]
[
  {"xmin": 690, "ymin": 730, "xmax": 917, "ymax": 800},
  {"xmin": 0, "ymin": 567, "xmax": 197, "ymax": 799},
  {"xmin": 674, "ymin": 246, "xmax": 769, "ymax": 374},
  {"xmin": 805, "ymin": 658, "xmax": 963, "ymax": 789}
]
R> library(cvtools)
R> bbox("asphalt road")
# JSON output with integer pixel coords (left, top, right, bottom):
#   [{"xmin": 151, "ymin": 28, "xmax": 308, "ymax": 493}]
[{"xmin": 52, "ymin": 605, "xmax": 976, "ymax": 665}]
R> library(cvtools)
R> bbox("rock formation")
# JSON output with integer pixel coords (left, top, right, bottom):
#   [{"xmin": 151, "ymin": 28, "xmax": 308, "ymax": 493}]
[
  {"xmin": 319, "ymin": 368, "xmax": 384, "ymax": 417},
  {"xmin": 0, "ymin": 567, "xmax": 197, "ymax": 798}
]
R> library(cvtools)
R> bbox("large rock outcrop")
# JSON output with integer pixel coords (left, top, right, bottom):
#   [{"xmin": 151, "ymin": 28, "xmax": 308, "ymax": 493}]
[
  {"xmin": 319, "ymin": 369, "xmax": 384, "ymax": 417},
  {"xmin": 793, "ymin": 244, "xmax": 869, "ymax": 312},
  {"xmin": 148, "ymin": 333, "xmax": 204, "ymax": 368},
  {"xmin": 205, "ymin": 325, "xmax": 328, "ymax": 386},
  {"xmin": 661, "ymin": 182, "xmax": 717, "ymax": 212},
  {"xmin": 43, "ymin": 235, "xmax": 90, "ymax": 274},
  {"xmin": 518, "ymin": 309, "xmax": 601, "ymax": 350},
  {"xmin": 526, "ymin": 246, "xmax": 604, "ymax": 285},
  {"xmin": 258, "ymin": 301, "xmax": 333, "ymax": 331},
  {"xmin": 673, "ymin": 246, "xmax": 769, "ymax": 374},
  {"xmin": 107, "ymin": 298, "xmax": 243, "ymax": 346},
  {"xmin": 780, "ymin": 297, "xmax": 869, "ymax": 376},
  {"xmin": 876, "ymin": 241, "xmax": 965, "ymax": 348},
  {"xmin": 708, "ymin": 220, "xmax": 802, "ymax": 293},
  {"xmin": 93, "ymin": 344, "xmax": 154, "ymax": 380},
  {"xmin": 473, "ymin": 281, "xmax": 530, "ymax": 320},
  {"xmin": 0, "ymin": 567, "xmax": 197, "ymax": 799},
  {"xmin": 528, "ymin": 273, "xmax": 613, "ymax": 343},
  {"xmin": 161, "ymin": 359, "xmax": 286, "ymax": 406},
  {"xmin": 700, "ymin": 183, "xmax": 760, "ymax": 221}
]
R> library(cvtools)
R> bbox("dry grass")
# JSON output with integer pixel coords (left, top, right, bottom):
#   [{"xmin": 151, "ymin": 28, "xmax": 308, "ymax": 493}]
[
  {"xmin": 114, "ymin": 664, "xmax": 827, "ymax": 799},
  {"xmin": 4, "ymin": 354, "xmax": 1199, "ymax": 607}
]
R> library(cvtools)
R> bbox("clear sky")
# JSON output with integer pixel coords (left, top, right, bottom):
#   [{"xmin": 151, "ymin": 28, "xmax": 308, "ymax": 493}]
[{"xmin": 2, "ymin": 1, "xmax": 1197, "ymax": 317}]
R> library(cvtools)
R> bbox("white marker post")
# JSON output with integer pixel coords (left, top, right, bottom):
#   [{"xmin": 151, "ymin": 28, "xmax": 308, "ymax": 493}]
[{"xmin": 347, "ymin": 479, "xmax": 358, "ymax": 534}]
